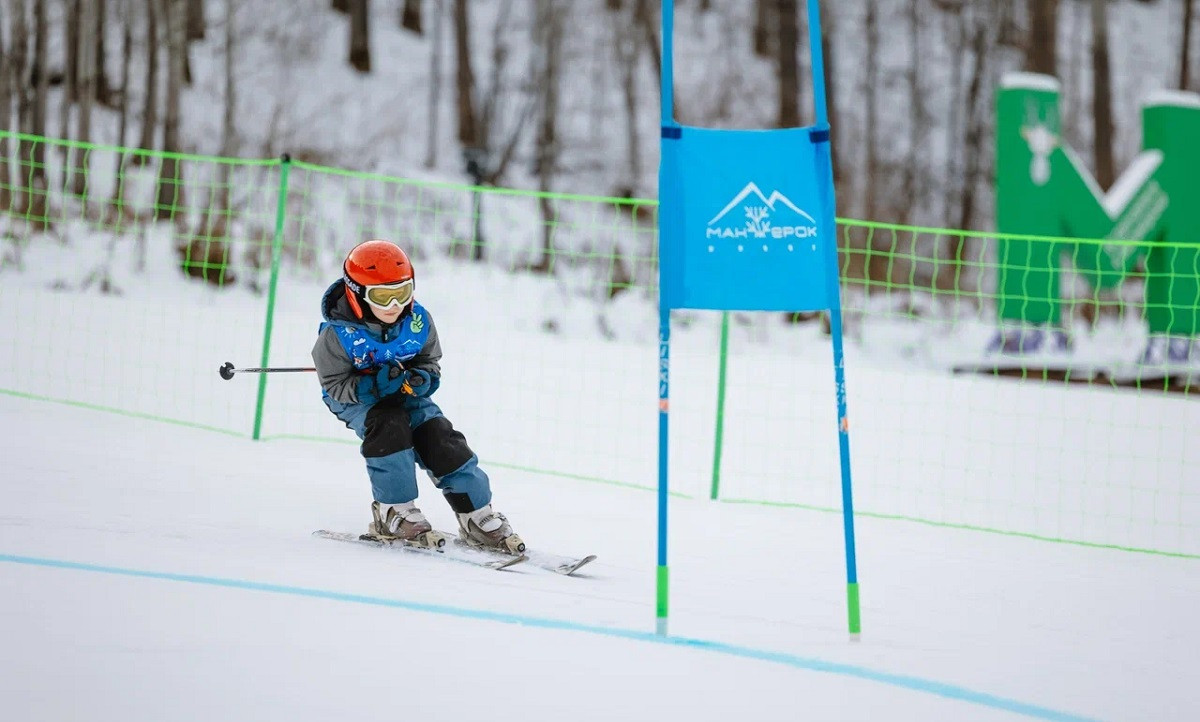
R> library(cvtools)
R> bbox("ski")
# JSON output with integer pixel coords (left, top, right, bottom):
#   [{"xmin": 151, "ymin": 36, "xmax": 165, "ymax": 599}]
[
  {"xmin": 450, "ymin": 537, "xmax": 596, "ymax": 576},
  {"xmin": 526, "ymin": 550, "xmax": 597, "ymax": 576},
  {"xmin": 313, "ymin": 530, "xmax": 528, "ymax": 570}
]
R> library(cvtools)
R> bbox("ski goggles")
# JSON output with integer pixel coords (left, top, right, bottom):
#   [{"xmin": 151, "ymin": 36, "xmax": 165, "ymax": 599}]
[{"xmin": 364, "ymin": 280, "xmax": 414, "ymax": 310}]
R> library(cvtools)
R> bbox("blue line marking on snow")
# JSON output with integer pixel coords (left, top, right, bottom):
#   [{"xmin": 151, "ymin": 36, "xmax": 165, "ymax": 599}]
[{"xmin": 1, "ymin": 552, "xmax": 1101, "ymax": 722}]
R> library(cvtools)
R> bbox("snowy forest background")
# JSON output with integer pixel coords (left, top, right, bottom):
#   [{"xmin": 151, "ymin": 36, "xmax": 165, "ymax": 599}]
[{"xmin": 0, "ymin": 0, "xmax": 1194, "ymax": 236}]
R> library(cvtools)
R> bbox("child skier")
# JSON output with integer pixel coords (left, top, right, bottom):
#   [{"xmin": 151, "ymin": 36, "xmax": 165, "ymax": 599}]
[{"xmin": 311, "ymin": 239, "xmax": 524, "ymax": 555}]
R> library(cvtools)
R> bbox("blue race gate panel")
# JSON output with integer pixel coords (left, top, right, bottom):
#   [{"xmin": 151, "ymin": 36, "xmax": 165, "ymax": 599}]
[{"xmin": 659, "ymin": 125, "xmax": 833, "ymax": 313}]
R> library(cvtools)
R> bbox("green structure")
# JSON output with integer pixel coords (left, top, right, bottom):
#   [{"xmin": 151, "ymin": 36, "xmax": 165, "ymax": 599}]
[{"xmin": 995, "ymin": 72, "xmax": 1200, "ymax": 354}]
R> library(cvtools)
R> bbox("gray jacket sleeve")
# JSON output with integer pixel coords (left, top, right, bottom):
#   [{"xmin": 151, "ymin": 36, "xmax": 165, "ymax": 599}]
[{"xmin": 311, "ymin": 326, "xmax": 362, "ymax": 404}]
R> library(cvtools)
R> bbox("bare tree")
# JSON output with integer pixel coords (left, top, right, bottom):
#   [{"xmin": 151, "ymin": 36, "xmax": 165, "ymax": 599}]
[
  {"xmin": 74, "ymin": 0, "xmax": 99, "ymax": 198},
  {"xmin": 0, "ymin": 0, "xmax": 11, "ymax": 212},
  {"xmin": 453, "ymin": 0, "xmax": 480, "ymax": 147},
  {"xmin": 901, "ymin": 0, "xmax": 928, "ymax": 223},
  {"xmin": 64, "ymin": 0, "xmax": 81, "ymax": 99},
  {"xmin": 1026, "ymin": 0, "xmax": 1058, "ymax": 75},
  {"xmin": 187, "ymin": 0, "xmax": 205, "ymax": 40},
  {"xmin": 349, "ymin": 0, "xmax": 371, "ymax": 73},
  {"xmin": 531, "ymin": 0, "xmax": 564, "ymax": 274},
  {"xmin": 135, "ymin": 0, "xmax": 159, "ymax": 160},
  {"xmin": 155, "ymin": 0, "xmax": 186, "ymax": 222},
  {"xmin": 450, "ymin": 1, "xmax": 536, "ymax": 260},
  {"xmin": 190, "ymin": 0, "xmax": 237, "ymax": 285},
  {"xmin": 633, "ymin": 0, "xmax": 664, "ymax": 97},
  {"xmin": 401, "ymin": 0, "xmax": 422, "ymax": 33},
  {"xmin": 1181, "ymin": 0, "xmax": 1195, "ymax": 90},
  {"xmin": 475, "ymin": 3, "xmax": 535, "ymax": 185},
  {"xmin": 216, "ymin": 0, "xmax": 237, "ymax": 201},
  {"xmin": 10, "ymin": 0, "xmax": 30, "ymax": 213},
  {"xmin": 1091, "ymin": 0, "xmax": 1114, "ymax": 189},
  {"xmin": 424, "ymin": 0, "xmax": 443, "ymax": 168},
  {"xmin": 753, "ymin": 0, "xmax": 775, "ymax": 58},
  {"xmin": 29, "ymin": 0, "xmax": 51, "ymax": 226},
  {"xmin": 932, "ymin": 2, "xmax": 977, "ymax": 290},
  {"xmin": 59, "ymin": 0, "xmax": 80, "ymax": 191},
  {"xmin": 94, "ymin": 0, "xmax": 114, "ymax": 105},
  {"xmin": 957, "ymin": 10, "xmax": 992, "ymax": 233},
  {"xmin": 863, "ymin": 0, "xmax": 879, "ymax": 223},
  {"xmin": 112, "ymin": 0, "xmax": 133, "ymax": 194},
  {"xmin": 940, "ymin": 3, "xmax": 966, "ymax": 227},
  {"xmin": 776, "ymin": 0, "xmax": 800, "ymax": 127},
  {"xmin": 612, "ymin": 4, "xmax": 640, "ymax": 195}
]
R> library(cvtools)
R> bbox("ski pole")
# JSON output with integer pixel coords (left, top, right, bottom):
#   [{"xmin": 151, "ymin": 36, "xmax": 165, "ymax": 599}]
[{"xmin": 219, "ymin": 361, "xmax": 316, "ymax": 380}]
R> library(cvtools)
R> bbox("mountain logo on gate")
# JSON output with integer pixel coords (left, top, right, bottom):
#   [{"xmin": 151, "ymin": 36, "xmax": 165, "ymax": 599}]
[{"xmin": 706, "ymin": 182, "xmax": 819, "ymax": 240}]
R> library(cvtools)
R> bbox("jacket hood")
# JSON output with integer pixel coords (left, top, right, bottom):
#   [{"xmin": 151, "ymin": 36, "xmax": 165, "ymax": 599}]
[{"xmin": 320, "ymin": 280, "xmax": 359, "ymax": 325}]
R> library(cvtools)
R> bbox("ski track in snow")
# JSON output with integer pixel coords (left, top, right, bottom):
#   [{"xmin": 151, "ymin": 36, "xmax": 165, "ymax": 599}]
[{"xmin": 2, "ymin": 394, "xmax": 1197, "ymax": 721}]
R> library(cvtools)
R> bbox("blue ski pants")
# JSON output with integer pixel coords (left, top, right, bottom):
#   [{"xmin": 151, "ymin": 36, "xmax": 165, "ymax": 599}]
[{"xmin": 323, "ymin": 393, "xmax": 492, "ymax": 514}]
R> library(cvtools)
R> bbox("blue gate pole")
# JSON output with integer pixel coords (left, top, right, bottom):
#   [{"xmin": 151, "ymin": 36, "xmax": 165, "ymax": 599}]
[
  {"xmin": 807, "ymin": 0, "xmax": 861, "ymax": 637},
  {"xmin": 655, "ymin": 0, "xmax": 676, "ymax": 638},
  {"xmin": 656, "ymin": 309, "xmax": 671, "ymax": 636}
]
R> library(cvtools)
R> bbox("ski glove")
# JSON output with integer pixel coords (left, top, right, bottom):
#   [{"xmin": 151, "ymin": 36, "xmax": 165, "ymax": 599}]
[
  {"xmin": 402, "ymin": 368, "xmax": 439, "ymax": 397},
  {"xmin": 355, "ymin": 363, "xmax": 408, "ymax": 405}
]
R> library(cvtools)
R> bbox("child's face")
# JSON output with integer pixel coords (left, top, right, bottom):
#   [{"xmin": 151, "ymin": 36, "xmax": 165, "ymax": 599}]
[{"xmin": 372, "ymin": 304, "xmax": 404, "ymax": 324}]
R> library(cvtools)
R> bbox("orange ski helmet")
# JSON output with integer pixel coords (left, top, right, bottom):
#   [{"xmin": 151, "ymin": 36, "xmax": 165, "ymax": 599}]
[{"xmin": 342, "ymin": 240, "xmax": 415, "ymax": 320}]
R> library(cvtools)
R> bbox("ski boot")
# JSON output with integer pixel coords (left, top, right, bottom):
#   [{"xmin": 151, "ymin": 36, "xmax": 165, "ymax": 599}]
[
  {"xmin": 456, "ymin": 504, "xmax": 525, "ymax": 555},
  {"xmin": 366, "ymin": 501, "xmax": 446, "ymax": 549}
]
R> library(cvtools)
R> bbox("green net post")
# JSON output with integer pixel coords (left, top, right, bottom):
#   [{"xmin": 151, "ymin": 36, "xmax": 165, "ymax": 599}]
[
  {"xmin": 252, "ymin": 154, "xmax": 292, "ymax": 440},
  {"xmin": 710, "ymin": 311, "xmax": 730, "ymax": 501}
]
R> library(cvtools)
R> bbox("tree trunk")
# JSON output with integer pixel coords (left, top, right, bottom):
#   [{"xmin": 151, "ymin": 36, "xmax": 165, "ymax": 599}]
[
  {"xmin": 957, "ymin": 14, "xmax": 990, "ymax": 234},
  {"xmin": 65, "ymin": 0, "xmax": 81, "ymax": 100},
  {"xmin": 30, "ymin": 0, "xmax": 51, "ymax": 227},
  {"xmin": 10, "ymin": 0, "xmax": 30, "ymax": 213},
  {"xmin": 59, "ymin": 0, "xmax": 79, "ymax": 191},
  {"xmin": 136, "ymin": 0, "xmax": 159, "ymax": 158},
  {"xmin": 753, "ymin": 0, "xmax": 775, "ymax": 58},
  {"xmin": 533, "ymin": 0, "xmax": 563, "ymax": 274},
  {"xmin": 776, "ymin": 0, "xmax": 800, "ymax": 128},
  {"xmin": 349, "ymin": 0, "xmax": 371, "ymax": 73},
  {"xmin": 1026, "ymin": 0, "xmax": 1058, "ymax": 74},
  {"xmin": 613, "ymin": 4, "xmax": 640, "ymax": 195},
  {"xmin": 187, "ymin": 0, "xmax": 205, "ymax": 40},
  {"xmin": 901, "ymin": 0, "xmax": 925, "ymax": 223},
  {"xmin": 424, "ymin": 0, "xmax": 443, "ymax": 168},
  {"xmin": 113, "ymin": 0, "xmax": 133, "ymax": 198},
  {"xmin": 1181, "ymin": 0, "xmax": 1194, "ymax": 90},
  {"xmin": 194, "ymin": 0, "xmax": 235, "ymax": 285},
  {"xmin": 401, "ymin": 0, "xmax": 422, "ymax": 33},
  {"xmin": 863, "ymin": 0, "xmax": 879, "ymax": 223},
  {"xmin": 1091, "ymin": 0, "xmax": 1114, "ymax": 189},
  {"xmin": 155, "ymin": 0, "xmax": 185, "ymax": 222},
  {"xmin": 453, "ymin": 0, "xmax": 479, "ymax": 147},
  {"xmin": 633, "ymin": 0, "xmax": 663, "ymax": 97},
  {"xmin": 942, "ymin": 5, "xmax": 965, "ymax": 227},
  {"xmin": 863, "ymin": 0, "xmax": 893, "ymax": 287},
  {"xmin": 94, "ymin": 0, "xmax": 114, "ymax": 105},
  {"xmin": 218, "ymin": 0, "xmax": 236, "ymax": 183},
  {"xmin": 74, "ymin": 0, "xmax": 99, "ymax": 199},
  {"xmin": 0, "ymin": 0, "xmax": 11, "ymax": 212},
  {"xmin": 332, "ymin": 0, "xmax": 349, "ymax": 12}
]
